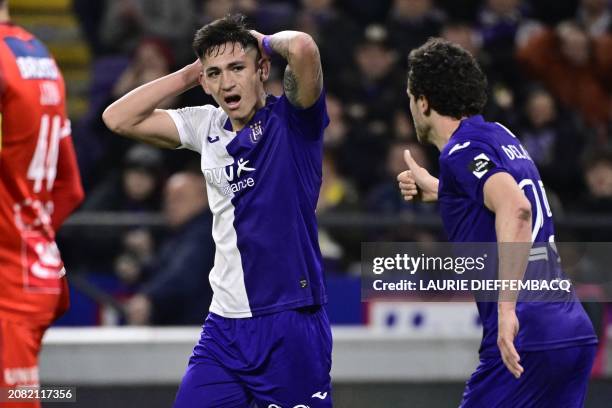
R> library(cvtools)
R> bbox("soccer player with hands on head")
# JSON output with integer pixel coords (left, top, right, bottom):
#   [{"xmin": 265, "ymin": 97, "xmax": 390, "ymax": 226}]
[{"xmin": 103, "ymin": 14, "xmax": 332, "ymax": 408}]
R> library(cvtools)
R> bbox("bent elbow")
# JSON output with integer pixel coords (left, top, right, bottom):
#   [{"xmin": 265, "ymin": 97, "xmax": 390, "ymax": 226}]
[
  {"xmin": 289, "ymin": 33, "xmax": 319, "ymax": 60},
  {"xmin": 102, "ymin": 105, "xmax": 126, "ymax": 136},
  {"xmin": 516, "ymin": 199, "xmax": 532, "ymax": 223}
]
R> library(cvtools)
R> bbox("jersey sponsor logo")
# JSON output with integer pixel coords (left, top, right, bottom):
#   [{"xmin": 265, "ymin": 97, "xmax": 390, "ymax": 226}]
[
  {"xmin": 469, "ymin": 153, "xmax": 495, "ymax": 179},
  {"xmin": 207, "ymin": 135, "xmax": 220, "ymax": 143},
  {"xmin": 13, "ymin": 198, "xmax": 64, "ymax": 293},
  {"xmin": 448, "ymin": 141, "xmax": 471, "ymax": 156},
  {"xmin": 203, "ymin": 158, "xmax": 256, "ymax": 196},
  {"xmin": 312, "ymin": 391, "xmax": 328, "ymax": 399},
  {"xmin": 39, "ymin": 81, "xmax": 61, "ymax": 105},
  {"xmin": 3, "ymin": 366, "xmax": 39, "ymax": 386},
  {"xmin": 249, "ymin": 120, "xmax": 263, "ymax": 143}
]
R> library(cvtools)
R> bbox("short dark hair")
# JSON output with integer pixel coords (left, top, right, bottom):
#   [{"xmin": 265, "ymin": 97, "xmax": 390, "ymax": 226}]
[
  {"xmin": 407, "ymin": 38, "xmax": 487, "ymax": 119},
  {"xmin": 192, "ymin": 14, "xmax": 259, "ymax": 60}
]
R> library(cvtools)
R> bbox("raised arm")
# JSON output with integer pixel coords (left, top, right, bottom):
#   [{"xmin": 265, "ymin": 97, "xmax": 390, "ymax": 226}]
[
  {"xmin": 484, "ymin": 172, "xmax": 532, "ymax": 379},
  {"xmin": 252, "ymin": 30, "xmax": 323, "ymax": 108},
  {"xmin": 102, "ymin": 60, "xmax": 202, "ymax": 148}
]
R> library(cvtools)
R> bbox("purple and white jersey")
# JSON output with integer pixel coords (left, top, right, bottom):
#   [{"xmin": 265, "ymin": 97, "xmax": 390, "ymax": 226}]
[
  {"xmin": 438, "ymin": 115, "xmax": 597, "ymax": 356},
  {"xmin": 167, "ymin": 92, "xmax": 329, "ymax": 318}
]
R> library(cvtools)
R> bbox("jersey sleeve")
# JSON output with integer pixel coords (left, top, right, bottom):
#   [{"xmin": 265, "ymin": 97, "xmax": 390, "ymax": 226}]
[
  {"xmin": 280, "ymin": 88, "xmax": 330, "ymax": 141},
  {"xmin": 165, "ymin": 106, "xmax": 216, "ymax": 153},
  {"xmin": 442, "ymin": 140, "xmax": 510, "ymax": 204}
]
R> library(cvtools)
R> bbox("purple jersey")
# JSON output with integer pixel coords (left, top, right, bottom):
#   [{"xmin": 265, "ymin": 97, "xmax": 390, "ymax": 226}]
[
  {"xmin": 167, "ymin": 92, "xmax": 329, "ymax": 318},
  {"xmin": 438, "ymin": 115, "xmax": 597, "ymax": 356}
]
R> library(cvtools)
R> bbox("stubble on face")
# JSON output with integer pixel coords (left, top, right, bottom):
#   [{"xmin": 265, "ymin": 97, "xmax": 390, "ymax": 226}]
[{"xmin": 408, "ymin": 89, "xmax": 431, "ymax": 144}]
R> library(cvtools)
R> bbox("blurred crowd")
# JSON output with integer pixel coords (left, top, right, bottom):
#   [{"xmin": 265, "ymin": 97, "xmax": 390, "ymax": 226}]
[{"xmin": 62, "ymin": 0, "xmax": 612, "ymax": 325}]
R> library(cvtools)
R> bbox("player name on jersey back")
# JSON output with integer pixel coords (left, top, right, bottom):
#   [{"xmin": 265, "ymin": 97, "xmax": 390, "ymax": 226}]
[
  {"xmin": 15, "ymin": 56, "xmax": 58, "ymax": 80},
  {"xmin": 4, "ymin": 37, "xmax": 58, "ymax": 80}
]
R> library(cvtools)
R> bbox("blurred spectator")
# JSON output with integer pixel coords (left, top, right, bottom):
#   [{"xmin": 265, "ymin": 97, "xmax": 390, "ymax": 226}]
[
  {"xmin": 114, "ymin": 228, "xmax": 155, "ymax": 287},
  {"xmin": 516, "ymin": 21, "xmax": 612, "ymax": 135},
  {"xmin": 73, "ymin": 0, "xmax": 108, "ymax": 56},
  {"xmin": 332, "ymin": 25, "xmax": 405, "ymax": 193},
  {"xmin": 366, "ymin": 141, "xmax": 436, "ymax": 215},
  {"xmin": 100, "ymin": 0, "xmax": 196, "ymax": 65},
  {"xmin": 393, "ymin": 109, "xmax": 415, "ymax": 140},
  {"xmin": 336, "ymin": 0, "xmax": 392, "ymax": 25},
  {"xmin": 338, "ymin": 25, "xmax": 404, "ymax": 131},
  {"xmin": 125, "ymin": 172, "xmax": 214, "ymax": 325},
  {"xmin": 318, "ymin": 150, "xmax": 360, "ymax": 213},
  {"xmin": 516, "ymin": 87, "xmax": 588, "ymax": 204},
  {"xmin": 197, "ymin": 0, "xmax": 296, "ymax": 33},
  {"xmin": 317, "ymin": 150, "xmax": 361, "ymax": 273},
  {"xmin": 575, "ymin": 150, "xmax": 612, "ymax": 212},
  {"xmin": 323, "ymin": 93, "xmax": 350, "ymax": 148},
  {"xmin": 386, "ymin": 0, "xmax": 446, "ymax": 61},
  {"xmin": 436, "ymin": 0, "xmax": 481, "ymax": 22},
  {"xmin": 76, "ymin": 38, "xmax": 179, "ymax": 189},
  {"xmin": 573, "ymin": 150, "xmax": 612, "ymax": 242},
  {"xmin": 441, "ymin": 20, "xmax": 481, "ymax": 57},
  {"xmin": 83, "ymin": 145, "xmax": 164, "ymax": 211},
  {"xmin": 478, "ymin": 0, "xmax": 527, "ymax": 51},
  {"xmin": 198, "ymin": 0, "xmax": 234, "ymax": 24},
  {"xmin": 441, "ymin": 21, "xmax": 519, "ymax": 130},
  {"xmin": 321, "ymin": 92, "xmax": 383, "ymax": 194},
  {"xmin": 576, "ymin": 0, "xmax": 611, "ymax": 38},
  {"xmin": 111, "ymin": 38, "xmax": 176, "ymax": 108},
  {"xmin": 295, "ymin": 0, "xmax": 360, "ymax": 84},
  {"xmin": 477, "ymin": 0, "xmax": 531, "ymax": 88}
]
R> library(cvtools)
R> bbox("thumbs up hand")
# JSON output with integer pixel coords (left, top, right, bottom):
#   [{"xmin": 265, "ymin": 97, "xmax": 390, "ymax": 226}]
[{"xmin": 397, "ymin": 149, "xmax": 439, "ymax": 202}]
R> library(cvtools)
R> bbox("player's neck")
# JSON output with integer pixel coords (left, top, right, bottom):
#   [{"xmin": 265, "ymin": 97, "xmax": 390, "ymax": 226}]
[{"xmin": 430, "ymin": 116, "xmax": 463, "ymax": 151}]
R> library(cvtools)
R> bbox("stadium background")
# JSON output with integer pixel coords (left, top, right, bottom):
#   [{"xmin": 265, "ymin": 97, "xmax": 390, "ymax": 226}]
[{"xmin": 10, "ymin": 0, "xmax": 612, "ymax": 406}]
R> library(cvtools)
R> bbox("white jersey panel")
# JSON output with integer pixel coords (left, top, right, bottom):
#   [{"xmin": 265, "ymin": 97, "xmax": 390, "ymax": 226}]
[{"xmin": 166, "ymin": 106, "xmax": 251, "ymax": 317}]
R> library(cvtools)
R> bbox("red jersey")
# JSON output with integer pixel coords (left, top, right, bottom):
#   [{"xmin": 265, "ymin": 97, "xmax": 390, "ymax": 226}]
[{"xmin": 0, "ymin": 23, "xmax": 83, "ymax": 324}]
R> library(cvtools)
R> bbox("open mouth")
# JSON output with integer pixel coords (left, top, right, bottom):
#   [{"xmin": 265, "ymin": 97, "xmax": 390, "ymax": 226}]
[{"xmin": 224, "ymin": 94, "xmax": 241, "ymax": 110}]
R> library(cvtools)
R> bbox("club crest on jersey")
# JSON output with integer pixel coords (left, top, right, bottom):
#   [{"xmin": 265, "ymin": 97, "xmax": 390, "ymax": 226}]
[
  {"xmin": 469, "ymin": 153, "xmax": 495, "ymax": 179},
  {"xmin": 249, "ymin": 120, "xmax": 263, "ymax": 143}
]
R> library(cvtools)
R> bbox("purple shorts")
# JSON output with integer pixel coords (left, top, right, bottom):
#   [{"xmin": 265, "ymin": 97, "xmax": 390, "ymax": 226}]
[
  {"xmin": 460, "ymin": 344, "xmax": 597, "ymax": 407},
  {"xmin": 173, "ymin": 305, "xmax": 333, "ymax": 408}
]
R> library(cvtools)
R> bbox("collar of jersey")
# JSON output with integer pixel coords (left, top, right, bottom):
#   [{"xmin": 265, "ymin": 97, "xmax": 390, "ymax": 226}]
[
  {"xmin": 449, "ymin": 114, "xmax": 484, "ymax": 141},
  {"xmin": 444, "ymin": 114, "xmax": 485, "ymax": 154}
]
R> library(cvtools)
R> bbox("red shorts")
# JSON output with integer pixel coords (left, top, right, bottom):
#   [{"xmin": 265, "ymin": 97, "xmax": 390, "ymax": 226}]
[{"xmin": 0, "ymin": 319, "xmax": 48, "ymax": 408}]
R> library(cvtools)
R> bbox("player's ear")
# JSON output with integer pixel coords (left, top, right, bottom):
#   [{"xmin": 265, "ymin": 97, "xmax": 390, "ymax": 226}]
[
  {"xmin": 418, "ymin": 95, "xmax": 430, "ymax": 116},
  {"xmin": 257, "ymin": 57, "xmax": 271, "ymax": 82}
]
